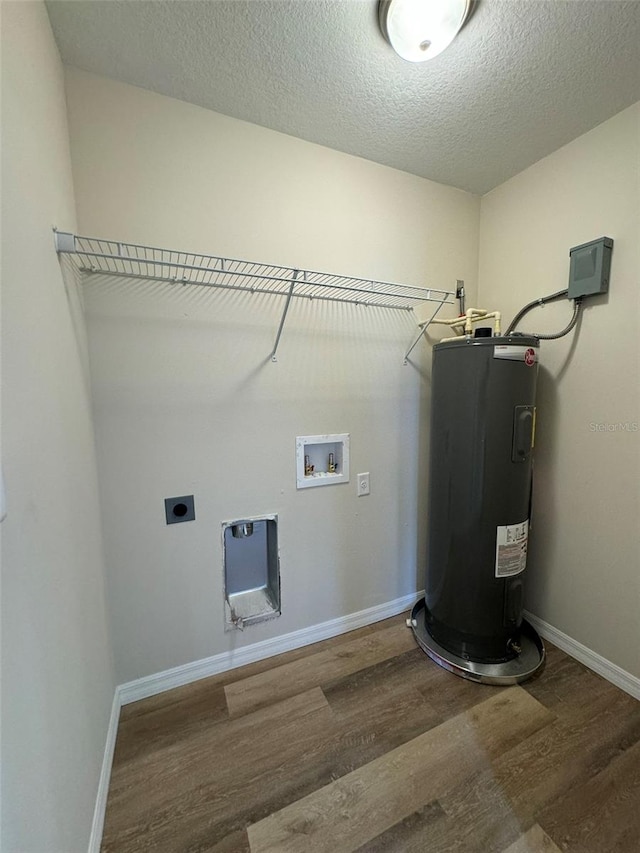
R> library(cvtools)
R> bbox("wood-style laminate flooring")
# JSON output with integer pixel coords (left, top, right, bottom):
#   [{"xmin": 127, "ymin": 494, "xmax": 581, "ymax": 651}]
[{"xmin": 102, "ymin": 613, "xmax": 640, "ymax": 852}]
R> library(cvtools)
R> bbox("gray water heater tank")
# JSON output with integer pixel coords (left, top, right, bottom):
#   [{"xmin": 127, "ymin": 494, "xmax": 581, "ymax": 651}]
[{"xmin": 424, "ymin": 335, "xmax": 540, "ymax": 665}]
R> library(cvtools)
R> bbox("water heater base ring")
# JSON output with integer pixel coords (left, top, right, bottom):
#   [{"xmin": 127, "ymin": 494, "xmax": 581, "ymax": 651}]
[{"xmin": 410, "ymin": 599, "xmax": 545, "ymax": 685}]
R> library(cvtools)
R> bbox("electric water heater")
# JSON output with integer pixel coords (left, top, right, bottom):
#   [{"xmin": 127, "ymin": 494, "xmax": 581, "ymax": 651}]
[{"xmin": 411, "ymin": 334, "xmax": 545, "ymax": 683}]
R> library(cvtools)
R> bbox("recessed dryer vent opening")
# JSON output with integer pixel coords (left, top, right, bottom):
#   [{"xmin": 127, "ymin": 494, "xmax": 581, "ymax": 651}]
[{"xmin": 222, "ymin": 515, "xmax": 280, "ymax": 630}]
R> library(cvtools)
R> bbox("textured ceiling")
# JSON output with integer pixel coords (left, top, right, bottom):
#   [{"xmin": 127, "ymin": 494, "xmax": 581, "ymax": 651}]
[{"xmin": 46, "ymin": 0, "xmax": 640, "ymax": 195}]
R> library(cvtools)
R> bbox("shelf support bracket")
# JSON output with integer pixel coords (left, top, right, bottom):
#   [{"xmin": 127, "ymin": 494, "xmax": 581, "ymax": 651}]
[
  {"xmin": 403, "ymin": 296, "xmax": 449, "ymax": 364},
  {"xmin": 53, "ymin": 229, "xmax": 77, "ymax": 254},
  {"xmin": 270, "ymin": 269, "xmax": 299, "ymax": 362}
]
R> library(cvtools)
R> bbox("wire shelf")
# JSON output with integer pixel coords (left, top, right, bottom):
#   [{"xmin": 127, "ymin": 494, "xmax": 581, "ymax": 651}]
[
  {"xmin": 54, "ymin": 230, "xmax": 456, "ymax": 361},
  {"xmin": 55, "ymin": 231, "xmax": 454, "ymax": 310}
]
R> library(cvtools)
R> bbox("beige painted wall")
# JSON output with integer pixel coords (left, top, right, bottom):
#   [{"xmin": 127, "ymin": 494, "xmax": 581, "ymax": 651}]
[
  {"xmin": 0, "ymin": 4, "xmax": 115, "ymax": 851},
  {"xmin": 64, "ymin": 69, "xmax": 480, "ymax": 683},
  {"xmin": 478, "ymin": 104, "xmax": 640, "ymax": 678}
]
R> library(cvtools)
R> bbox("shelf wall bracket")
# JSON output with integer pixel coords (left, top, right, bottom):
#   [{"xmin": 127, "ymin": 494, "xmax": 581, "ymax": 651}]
[
  {"xmin": 403, "ymin": 295, "xmax": 450, "ymax": 364},
  {"xmin": 53, "ymin": 229, "xmax": 77, "ymax": 254},
  {"xmin": 270, "ymin": 269, "xmax": 300, "ymax": 362}
]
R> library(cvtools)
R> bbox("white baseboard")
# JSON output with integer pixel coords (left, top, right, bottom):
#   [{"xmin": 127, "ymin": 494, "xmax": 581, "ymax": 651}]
[
  {"xmin": 525, "ymin": 611, "xmax": 640, "ymax": 701},
  {"xmin": 87, "ymin": 686, "xmax": 121, "ymax": 853},
  {"xmin": 88, "ymin": 592, "xmax": 420, "ymax": 851},
  {"xmin": 89, "ymin": 599, "xmax": 638, "ymax": 851},
  {"xmin": 119, "ymin": 591, "xmax": 422, "ymax": 705}
]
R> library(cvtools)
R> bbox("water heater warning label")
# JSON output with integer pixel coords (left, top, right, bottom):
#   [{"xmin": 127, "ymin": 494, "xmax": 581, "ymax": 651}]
[{"xmin": 495, "ymin": 520, "xmax": 529, "ymax": 578}]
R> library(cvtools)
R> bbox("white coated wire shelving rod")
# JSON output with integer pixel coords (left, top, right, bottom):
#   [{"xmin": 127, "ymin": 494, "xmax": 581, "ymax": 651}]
[
  {"xmin": 403, "ymin": 297, "xmax": 450, "ymax": 364},
  {"xmin": 54, "ymin": 230, "xmax": 456, "ymax": 361}
]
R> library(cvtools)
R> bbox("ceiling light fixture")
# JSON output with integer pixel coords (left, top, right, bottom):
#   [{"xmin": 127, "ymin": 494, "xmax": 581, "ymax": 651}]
[{"xmin": 378, "ymin": 0, "xmax": 473, "ymax": 63}]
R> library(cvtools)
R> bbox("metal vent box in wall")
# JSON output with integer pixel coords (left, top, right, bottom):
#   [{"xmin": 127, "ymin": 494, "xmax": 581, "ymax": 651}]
[
  {"xmin": 296, "ymin": 434, "xmax": 350, "ymax": 489},
  {"xmin": 568, "ymin": 237, "xmax": 613, "ymax": 299},
  {"xmin": 222, "ymin": 515, "xmax": 280, "ymax": 630}
]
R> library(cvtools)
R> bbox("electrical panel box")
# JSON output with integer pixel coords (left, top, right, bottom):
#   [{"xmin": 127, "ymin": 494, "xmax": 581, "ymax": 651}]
[{"xmin": 568, "ymin": 237, "xmax": 613, "ymax": 299}]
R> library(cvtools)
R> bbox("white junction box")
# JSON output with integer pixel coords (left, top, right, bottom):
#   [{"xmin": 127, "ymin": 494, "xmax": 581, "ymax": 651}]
[{"xmin": 296, "ymin": 433, "xmax": 350, "ymax": 489}]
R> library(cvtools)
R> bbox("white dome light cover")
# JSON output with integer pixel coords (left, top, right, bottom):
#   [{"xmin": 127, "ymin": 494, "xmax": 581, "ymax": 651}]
[{"xmin": 379, "ymin": 0, "xmax": 472, "ymax": 63}]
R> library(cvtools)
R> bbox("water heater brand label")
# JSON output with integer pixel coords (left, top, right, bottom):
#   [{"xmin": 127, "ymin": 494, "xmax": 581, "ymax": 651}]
[
  {"xmin": 495, "ymin": 520, "xmax": 529, "ymax": 578},
  {"xmin": 493, "ymin": 345, "xmax": 537, "ymax": 365}
]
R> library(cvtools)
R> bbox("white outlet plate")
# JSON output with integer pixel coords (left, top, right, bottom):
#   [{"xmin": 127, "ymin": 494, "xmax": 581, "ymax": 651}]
[{"xmin": 357, "ymin": 472, "xmax": 370, "ymax": 496}]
